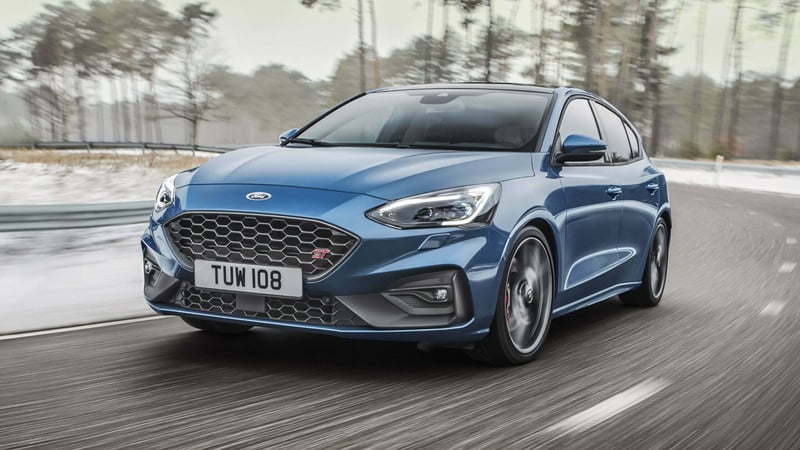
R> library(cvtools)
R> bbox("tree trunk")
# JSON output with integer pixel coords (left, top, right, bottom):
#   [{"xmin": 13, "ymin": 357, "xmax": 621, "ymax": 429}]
[
  {"xmin": 57, "ymin": 71, "xmax": 68, "ymax": 141},
  {"xmin": 357, "ymin": 0, "xmax": 366, "ymax": 91},
  {"xmin": 462, "ymin": 12, "xmax": 472, "ymax": 81},
  {"xmin": 147, "ymin": 73, "xmax": 163, "ymax": 143},
  {"xmin": 130, "ymin": 73, "xmax": 143, "ymax": 142},
  {"xmin": 23, "ymin": 88, "xmax": 40, "ymax": 139},
  {"xmin": 424, "ymin": 0, "xmax": 434, "ymax": 83},
  {"xmin": 768, "ymin": 3, "xmax": 796, "ymax": 160},
  {"xmin": 555, "ymin": 7, "xmax": 567, "ymax": 84},
  {"xmin": 368, "ymin": 0, "xmax": 381, "ymax": 88},
  {"xmin": 436, "ymin": 0, "xmax": 450, "ymax": 82},
  {"xmin": 597, "ymin": 0, "xmax": 611, "ymax": 97},
  {"xmin": 712, "ymin": 0, "xmax": 741, "ymax": 147},
  {"xmin": 726, "ymin": 2, "xmax": 744, "ymax": 157},
  {"xmin": 583, "ymin": 3, "xmax": 598, "ymax": 91},
  {"xmin": 646, "ymin": 0, "xmax": 661, "ymax": 155},
  {"xmin": 94, "ymin": 78, "xmax": 104, "ymax": 141},
  {"xmin": 190, "ymin": 116, "xmax": 198, "ymax": 150},
  {"xmin": 536, "ymin": 0, "xmax": 547, "ymax": 83},
  {"xmin": 73, "ymin": 73, "xmax": 87, "ymax": 141},
  {"xmin": 109, "ymin": 77, "xmax": 120, "ymax": 141},
  {"xmin": 120, "ymin": 76, "xmax": 131, "ymax": 141},
  {"xmin": 485, "ymin": 0, "xmax": 493, "ymax": 82},
  {"xmin": 689, "ymin": 0, "xmax": 707, "ymax": 147}
]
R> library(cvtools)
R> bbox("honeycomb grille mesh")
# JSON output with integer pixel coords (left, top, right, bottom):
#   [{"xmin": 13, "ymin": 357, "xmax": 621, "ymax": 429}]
[
  {"xmin": 172, "ymin": 283, "xmax": 365, "ymax": 326},
  {"xmin": 165, "ymin": 213, "xmax": 358, "ymax": 279}
]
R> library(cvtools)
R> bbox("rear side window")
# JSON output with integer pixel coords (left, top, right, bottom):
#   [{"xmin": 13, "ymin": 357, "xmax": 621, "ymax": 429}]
[
  {"xmin": 558, "ymin": 99, "xmax": 601, "ymax": 146},
  {"xmin": 593, "ymin": 102, "xmax": 633, "ymax": 163},
  {"xmin": 624, "ymin": 122, "xmax": 640, "ymax": 158}
]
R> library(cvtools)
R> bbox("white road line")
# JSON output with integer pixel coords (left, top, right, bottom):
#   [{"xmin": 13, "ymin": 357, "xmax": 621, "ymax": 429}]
[
  {"xmin": 778, "ymin": 262, "xmax": 797, "ymax": 274},
  {"xmin": 788, "ymin": 238, "xmax": 798, "ymax": 245},
  {"xmin": 747, "ymin": 211, "xmax": 756, "ymax": 215},
  {"xmin": 773, "ymin": 222, "xmax": 783, "ymax": 227},
  {"xmin": 760, "ymin": 302, "xmax": 785, "ymax": 316},
  {"xmin": 0, "ymin": 316, "xmax": 168, "ymax": 341},
  {"xmin": 543, "ymin": 379, "xmax": 669, "ymax": 435}
]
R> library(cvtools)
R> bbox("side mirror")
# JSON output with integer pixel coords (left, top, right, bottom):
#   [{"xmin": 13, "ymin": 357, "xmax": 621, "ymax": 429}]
[
  {"xmin": 279, "ymin": 128, "xmax": 299, "ymax": 144},
  {"xmin": 556, "ymin": 134, "xmax": 608, "ymax": 163}
]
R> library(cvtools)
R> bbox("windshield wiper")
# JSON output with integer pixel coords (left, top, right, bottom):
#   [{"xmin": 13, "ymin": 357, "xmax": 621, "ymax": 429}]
[{"xmin": 285, "ymin": 137, "xmax": 333, "ymax": 147}]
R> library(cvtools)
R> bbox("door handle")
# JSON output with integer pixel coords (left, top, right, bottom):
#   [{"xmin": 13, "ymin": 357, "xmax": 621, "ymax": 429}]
[
  {"xmin": 646, "ymin": 182, "xmax": 660, "ymax": 193},
  {"xmin": 606, "ymin": 186, "xmax": 622, "ymax": 197}
]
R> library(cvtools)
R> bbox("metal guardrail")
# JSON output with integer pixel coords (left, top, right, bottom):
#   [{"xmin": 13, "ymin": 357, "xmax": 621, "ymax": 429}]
[
  {"xmin": 651, "ymin": 157, "xmax": 800, "ymax": 176},
  {"xmin": 0, "ymin": 201, "xmax": 153, "ymax": 232},
  {"xmin": 1, "ymin": 147, "xmax": 798, "ymax": 232},
  {"xmin": 0, "ymin": 141, "xmax": 233, "ymax": 154}
]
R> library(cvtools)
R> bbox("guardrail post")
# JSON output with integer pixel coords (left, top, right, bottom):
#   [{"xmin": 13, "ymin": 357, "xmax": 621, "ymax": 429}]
[{"xmin": 714, "ymin": 155, "xmax": 724, "ymax": 186}]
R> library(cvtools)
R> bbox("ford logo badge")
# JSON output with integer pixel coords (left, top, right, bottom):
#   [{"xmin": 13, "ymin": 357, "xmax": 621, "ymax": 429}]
[{"xmin": 245, "ymin": 192, "xmax": 272, "ymax": 201}]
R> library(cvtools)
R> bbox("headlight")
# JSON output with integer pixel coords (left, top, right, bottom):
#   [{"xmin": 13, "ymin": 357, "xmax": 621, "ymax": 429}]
[
  {"xmin": 367, "ymin": 184, "xmax": 501, "ymax": 229},
  {"xmin": 154, "ymin": 174, "xmax": 177, "ymax": 212}
]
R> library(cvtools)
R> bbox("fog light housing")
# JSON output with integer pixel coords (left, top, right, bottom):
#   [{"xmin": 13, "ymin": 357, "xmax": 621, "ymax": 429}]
[{"xmin": 433, "ymin": 288, "xmax": 449, "ymax": 302}]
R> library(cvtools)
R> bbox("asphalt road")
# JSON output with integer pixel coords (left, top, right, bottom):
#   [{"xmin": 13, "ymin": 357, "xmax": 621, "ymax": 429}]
[{"xmin": 2, "ymin": 184, "xmax": 799, "ymax": 448}]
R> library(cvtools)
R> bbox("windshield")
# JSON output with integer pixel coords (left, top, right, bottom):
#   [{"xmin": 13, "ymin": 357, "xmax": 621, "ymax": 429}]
[{"xmin": 292, "ymin": 89, "xmax": 551, "ymax": 151}]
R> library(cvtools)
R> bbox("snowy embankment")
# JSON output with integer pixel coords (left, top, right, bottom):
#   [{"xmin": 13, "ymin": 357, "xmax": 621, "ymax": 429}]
[
  {"xmin": 1, "ymin": 153, "xmax": 798, "ymax": 334},
  {"xmin": 657, "ymin": 165, "xmax": 800, "ymax": 197},
  {"xmin": 1, "ymin": 151, "xmax": 210, "ymax": 334}
]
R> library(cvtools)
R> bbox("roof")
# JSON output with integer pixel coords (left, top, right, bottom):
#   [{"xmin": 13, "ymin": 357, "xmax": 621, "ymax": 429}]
[{"xmin": 369, "ymin": 82, "xmax": 562, "ymax": 94}]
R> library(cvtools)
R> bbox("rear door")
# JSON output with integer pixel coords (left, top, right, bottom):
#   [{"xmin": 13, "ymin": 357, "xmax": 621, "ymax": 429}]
[
  {"xmin": 553, "ymin": 98, "xmax": 623, "ymax": 309},
  {"xmin": 592, "ymin": 101, "xmax": 660, "ymax": 284}
]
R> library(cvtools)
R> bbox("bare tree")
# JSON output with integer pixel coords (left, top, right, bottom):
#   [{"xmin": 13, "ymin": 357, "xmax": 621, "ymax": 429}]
[
  {"xmin": 485, "ymin": 0, "xmax": 494, "ymax": 82},
  {"xmin": 424, "ymin": 0, "xmax": 435, "ymax": 83},
  {"xmin": 163, "ymin": 2, "xmax": 219, "ymax": 149},
  {"xmin": 689, "ymin": 0, "xmax": 708, "ymax": 149},
  {"xmin": 712, "ymin": 0, "xmax": 742, "ymax": 149},
  {"xmin": 767, "ymin": 1, "xmax": 797, "ymax": 159},
  {"xmin": 436, "ymin": 0, "xmax": 451, "ymax": 83},
  {"xmin": 357, "ymin": 0, "xmax": 366, "ymax": 91},
  {"xmin": 368, "ymin": 0, "xmax": 381, "ymax": 88},
  {"xmin": 726, "ymin": 0, "xmax": 745, "ymax": 157},
  {"xmin": 597, "ymin": 0, "xmax": 611, "ymax": 97}
]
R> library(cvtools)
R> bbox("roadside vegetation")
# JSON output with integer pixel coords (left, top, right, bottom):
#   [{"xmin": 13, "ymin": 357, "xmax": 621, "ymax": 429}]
[
  {"xmin": 0, "ymin": 0, "xmax": 797, "ymax": 160},
  {"xmin": 0, "ymin": 149, "xmax": 210, "ymax": 170}
]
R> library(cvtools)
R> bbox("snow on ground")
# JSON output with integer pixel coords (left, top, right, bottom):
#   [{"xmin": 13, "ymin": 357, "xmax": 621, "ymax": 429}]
[
  {"xmin": 0, "ymin": 150, "xmax": 211, "ymax": 204},
  {"xmin": 1, "ymin": 153, "xmax": 798, "ymax": 334},
  {"xmin": 659, "ymin": 167, "xmax": 800, "ymax": 197}
]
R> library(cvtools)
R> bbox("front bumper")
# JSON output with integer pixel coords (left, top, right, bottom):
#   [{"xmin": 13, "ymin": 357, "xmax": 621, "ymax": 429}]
[{"xmin": 141, "ymin": 184, "xmax": 508, "ymax": 342}]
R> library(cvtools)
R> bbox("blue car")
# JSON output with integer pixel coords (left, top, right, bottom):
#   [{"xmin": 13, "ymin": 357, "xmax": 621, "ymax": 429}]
[{"xmin": 141, "ymin": 83, "xmax": 671, "ymax": 365}]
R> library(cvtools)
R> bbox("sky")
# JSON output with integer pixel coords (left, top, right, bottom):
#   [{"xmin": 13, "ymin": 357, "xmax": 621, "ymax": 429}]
[{"xmin": 1, "ymin": 0, "xmax": 798, "ymax": 84}]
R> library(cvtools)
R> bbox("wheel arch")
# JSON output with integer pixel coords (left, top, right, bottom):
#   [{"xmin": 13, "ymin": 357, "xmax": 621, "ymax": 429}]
[
  {"xmin": 657, "ymin": 203, "xmax": 672, "ymax": 231},
  {"xmin": 524, "ymin": 217, "xmax": 559, "ymax": 285}
]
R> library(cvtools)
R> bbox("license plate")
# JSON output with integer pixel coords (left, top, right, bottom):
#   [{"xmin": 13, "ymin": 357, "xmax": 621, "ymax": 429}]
[{"xmin": 194, "ymin": 260, "xmax": 303, "ymax": 299}]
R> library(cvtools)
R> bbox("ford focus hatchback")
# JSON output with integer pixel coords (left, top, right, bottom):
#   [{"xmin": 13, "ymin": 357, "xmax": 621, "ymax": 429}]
[{"xmin": 141, "ymin": 84, "xmax": 671, "ymax": 365}]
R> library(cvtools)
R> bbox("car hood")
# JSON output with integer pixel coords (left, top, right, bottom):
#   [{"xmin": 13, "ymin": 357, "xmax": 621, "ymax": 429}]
[{"xmin": 185, "ymin": 145, "xmax": 534, "ymax": 200}]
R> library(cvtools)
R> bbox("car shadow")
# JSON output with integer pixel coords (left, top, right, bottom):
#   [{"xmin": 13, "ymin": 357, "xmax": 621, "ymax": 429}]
[{"xmin": 145, "ymin": 297, "xmax": 651, "ymax": 384}]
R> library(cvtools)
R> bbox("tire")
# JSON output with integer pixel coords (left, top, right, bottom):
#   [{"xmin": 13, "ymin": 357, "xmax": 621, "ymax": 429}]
[
  {"xmin": 181, "ymin": 317, "xmax": 253, "ymax": 334},
  {"xmin": 620, "ymin": 218, "xmax": 670, "ymax": 307},
  {"xmin": 468, "ymin": 227, "xmax": 555, "ymax": 366}
]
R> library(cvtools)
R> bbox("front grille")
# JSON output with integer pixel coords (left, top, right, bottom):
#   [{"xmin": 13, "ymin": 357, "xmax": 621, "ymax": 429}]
[
  {"xmin": 171, "ymin": 283, "xmax": 366, "ymax": 326},
  {"xmin": 165, "ymin": 213, "xmax": 359, "ymax": 279}
]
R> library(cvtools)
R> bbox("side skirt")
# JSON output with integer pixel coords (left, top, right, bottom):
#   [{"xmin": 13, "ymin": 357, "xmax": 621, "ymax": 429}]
[{"xmin": 551, "ymin": 282, "xmax": 641, "ymax": 318}]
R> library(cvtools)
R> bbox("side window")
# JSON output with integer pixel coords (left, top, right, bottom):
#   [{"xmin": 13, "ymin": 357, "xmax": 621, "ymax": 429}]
[
  {"xmin": 593, "ymin": 102, "xmax": 633, "ymax": 163},
  {"xmin": 624, "ymin": 122, "xmax": 640, "ymax": 158},
  {"xmin": 558, "ymin": 99, "xmax": 601, "ymax": 146}
]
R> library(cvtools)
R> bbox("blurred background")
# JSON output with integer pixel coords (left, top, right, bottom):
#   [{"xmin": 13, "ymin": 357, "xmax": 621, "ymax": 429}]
[
  {"xmin": 1, "ymin": 1, "xmax": 800, "ymax": 448},
  {"xmin": 0, "ymin": 0, "xmax": 798, "ymax": 159}
]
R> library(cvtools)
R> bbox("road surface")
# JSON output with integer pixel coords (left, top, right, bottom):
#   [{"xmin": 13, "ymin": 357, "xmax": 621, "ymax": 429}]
[{"xmin": 1, "ymin": 184, "xmax": 799, "ymax": 448}]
